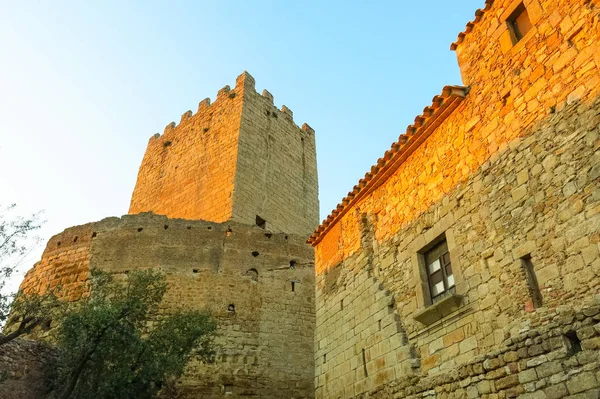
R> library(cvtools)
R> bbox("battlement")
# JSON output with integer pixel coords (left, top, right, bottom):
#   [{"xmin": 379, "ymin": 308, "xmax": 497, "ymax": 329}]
[
  {"xmin": 130, "ymin": 72, "xmax": 319, "ymax": 236},
  {"xmin": 147, "ymin": 71, "xmax": 312, "ymax": 144}
]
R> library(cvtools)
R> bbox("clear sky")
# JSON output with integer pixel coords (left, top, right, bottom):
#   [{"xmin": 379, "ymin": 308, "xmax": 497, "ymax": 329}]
[{"xmin": 0, "ymin": 0, "xmax": 483, "ymax": 290}]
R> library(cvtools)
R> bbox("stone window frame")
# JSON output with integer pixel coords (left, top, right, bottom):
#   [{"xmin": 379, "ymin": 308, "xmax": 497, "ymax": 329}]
[
  {"xmin": 409, "ymin": 216, "xmax": 466, "ymax": 325},
  {"xmin": 506, "ymin": 2, "xmax": 533, "ymax": 45},
  {"xmin": 499, "ymin": 0, "xmax": 542, "ymax": 55}
]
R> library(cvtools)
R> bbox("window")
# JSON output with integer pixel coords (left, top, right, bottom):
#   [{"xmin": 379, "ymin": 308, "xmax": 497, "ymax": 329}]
[
  {"xmin": 425, "ymin": 239, "xmax": 454, "ymax": 302},
  {"xmin": 507, "ymin": 3, "xmax": 532, "ymax": 44},
  {"xmin": 255, "ymin": 215, "xmax": 266, "ymax": 229},
  {"xmin": 520, "ymin": 254, "xmax": 542, "ymax": 308},
  {"xmin": 413, "ymin": 232, "xmax": 463, "ymax": 325}
]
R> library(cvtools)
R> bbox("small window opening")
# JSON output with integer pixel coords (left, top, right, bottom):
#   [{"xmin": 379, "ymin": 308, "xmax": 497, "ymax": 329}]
[
  {"xmin": 124, "ymin": 270, "xmax": 130, "ymax": 274},
  {"xmin": 224, "ymin": 384, "xmax": 233, "ymax": 394},
  {"xmin": 57, "ymin": 241, "xmax": 61, "ymax": 247},
  {"xmin": 252, "ymin": 251, "xmax": 259, "ymax": 257},
  {"xmin": 284, "ymin": 235, "xmax": 288, "ymax": 240},
  {"xmin": 227, "ymin": 304, "xmax": 235, "ymax": 313},
  {"xmin": 291, "ymin": 281, "xmax": 296, "ymax": 292},
  {"xmin": 255, "ymin": 215, "xmax": 266, "ymax": 229},
  {"xmin": 424, "ymin": 239, "xmax": 454, "ymax": 303},
  {"xmin": 73, "ymin": 236, "xmax": 78, "ymax": 243},
  {"xmin": 564, "ymin": 331, "xmax": 582, "ymax": 356},
  {"xmin": 362, "ymin": 348, "xmax": 368, "ymax": 377},
  {"xmin": 323, "ymin": 353, "xmax": 327, "ymax": 363},
  {"xmin": 502, "ymin": 92, "xmax": 511, "ymax": 106},
  {"xmin": 289, "ymin": 260, "xmax": 296, "ymax": 269},
  {"xmin": 507, "ymin": 3, "xmax": 533, "ymax": 44},
  {"xmin": 137, "ymin": 227, "xmax": 143, "ymax": 232},
  {"xmin": 265, "ymin": 232, "xmax": 272, "ymax": 238},
  {"xmin": 186, "ymin": 226, "xmax": 191, "ymax": 230},
  {"xmin": 340, "ymin": 299, "xmax": 344, "ymax": 310},
  {"xmin": 91, "ymin": 232, "xmax": 97, "ymax": 238},
  {"xmin": 42, "ymin": 319, "xmax": 52, "ymax": 331},
  {"xmin": 521, "ymin": 254, "xmax": 543, "ymax": 308},
  {"xmin": 164, "ymin": 225, "xmax": 169, "ymax": 230},
  {"xmin": 192, "ymin": 269, "xmax": 199, "ymax": 274},
  {"xmin": 246, "ymin": 268, "xmax": 258, "ymax": 281},
  {"xmin": 378, "ymin": 319, "xmax": 382, "ymax": 331},
  {"xmin": 207, "ymin": 226, "xmax": 212, "ymax": 230}
]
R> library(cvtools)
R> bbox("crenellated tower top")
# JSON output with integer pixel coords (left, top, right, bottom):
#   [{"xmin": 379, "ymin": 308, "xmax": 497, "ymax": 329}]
[{"xmin": 129, "ymin": 71, "xmax": 319, "ymax": 237}]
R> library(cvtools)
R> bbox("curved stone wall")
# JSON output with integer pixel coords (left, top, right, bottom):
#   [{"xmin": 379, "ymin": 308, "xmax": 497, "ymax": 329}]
[{"xmin": 18, "ymin": 213, "xmax": 315, "ymax": 398}]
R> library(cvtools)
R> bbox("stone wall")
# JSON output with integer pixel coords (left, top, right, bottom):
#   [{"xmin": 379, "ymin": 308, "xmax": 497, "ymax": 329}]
[
  {"xmin": 128, "ymin": 77, "xmax": 244, "ymax": 225},
  {"xmin": 16, "ymin": 213, "xmax": 316, "ymax": 398},
  {"xmin": 312, "ymin": 1, "xmax": 600, "ymax": 398},
  {"xmin": 0, "ymin": 338, "xmax": 54, "ymax": 399},
  {"xmin": 233, "ymin": 80, "xmax": 319, "ymax": 237},
  {"xmin": 366, "ymin": 300, "xmax": 600, "ymax": 399},
  {"xmin": 315, "ymin": 96, "xmax": 600, "ymax": 398},
  {"xmin": 129, "ymin": 71, "xmax": 319, "ymax": 237}
]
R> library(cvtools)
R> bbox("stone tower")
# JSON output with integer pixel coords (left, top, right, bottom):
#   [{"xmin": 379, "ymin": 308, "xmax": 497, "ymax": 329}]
[
  {"xmin": 129, "ymin": 71, "xmax": 319, "ymax": 237},
  {"xmin": 11, "ymin": 72, "xmax": 318, "ymax": 399}
]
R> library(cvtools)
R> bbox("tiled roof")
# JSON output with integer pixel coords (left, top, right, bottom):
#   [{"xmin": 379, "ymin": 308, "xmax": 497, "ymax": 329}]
[
  {"xmin": 308, "ymin": 86, "xmax": 469, "ymax": 246},
  {"xmin": 450, "ymin": 0, "xmax": 495, "ymax": 51}
]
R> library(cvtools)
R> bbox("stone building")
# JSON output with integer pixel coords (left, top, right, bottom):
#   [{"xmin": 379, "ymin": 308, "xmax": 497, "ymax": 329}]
[
  {"xmin": 10, "ymin": 72, "xmax": 319, "ymax": 398},
  {"xmin": 310, "ymin": 0, "xmax": 600, "ymax": 398}
]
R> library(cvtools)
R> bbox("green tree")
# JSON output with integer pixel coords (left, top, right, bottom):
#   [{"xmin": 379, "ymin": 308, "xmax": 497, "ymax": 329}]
[
  {"xmin": 0, "ymin": 204, "xmax": 53, "ymax": 345},
  {"xmin": 49, "ymin": 269, "xmax": 216, "ymax": 399}
]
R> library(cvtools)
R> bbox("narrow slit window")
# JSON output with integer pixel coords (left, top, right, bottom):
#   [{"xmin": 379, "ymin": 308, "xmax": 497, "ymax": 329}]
[
  {"xmin": 507, "ymin": 3, "xmax": 533, "ymax": 44},
  {"xmin": 425, "ymin": 239, "xmax": 454, "ymax": 302},
  {"xmin": 521, "ymin": 254, "xmax": 543, "ymax": 308},
  {"xmin": 291, "ymin": 281, "xmax": 296, "ymax": 292}
]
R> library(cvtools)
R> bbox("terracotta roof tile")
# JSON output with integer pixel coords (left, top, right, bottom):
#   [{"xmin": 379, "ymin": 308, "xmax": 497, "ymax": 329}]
[
  {"xmin": 308, "ymin": 85, "xmax": 469, "ymax": 246},
  {"xmin": 450, "ymin": 0, "xmax": 494, "ymax": 51}
]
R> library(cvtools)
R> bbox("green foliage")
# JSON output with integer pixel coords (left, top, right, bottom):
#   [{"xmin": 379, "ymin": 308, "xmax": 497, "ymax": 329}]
[
  {"xmin": 49, "ymin": 269, "xmax": 216, "ymax": 399},
  {"xmin": 0, "ymin": 291, "xmax": 60, "ymax": 345},
  {"xmin": 0, "ymin": 204, "xmax": 50, "ymax": 344}
]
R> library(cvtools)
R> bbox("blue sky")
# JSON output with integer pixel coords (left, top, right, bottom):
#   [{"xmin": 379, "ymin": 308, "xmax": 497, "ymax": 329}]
[{"xmin": 0, "ymin": 1, "xmax": 483, "ymax": 287}]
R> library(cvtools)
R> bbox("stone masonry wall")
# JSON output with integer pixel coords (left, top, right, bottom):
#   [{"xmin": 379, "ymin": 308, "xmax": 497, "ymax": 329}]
[
  {"xmin": 129, "ymin": 72, "xmax": 319, "ymax": 237},
  {"xmin": 0, "ymin": 339, "xmax": 55, "ymax": 399},
  {"xmin": 366, "ymin": 300, "xmax": 600, "ymax": 399},
  {"xmin": 128, "ymin": 77, "xmax": 244, "ymax": 224},
  {"xmin": 313, "ymin": 1, "xmax": 600, "ymax": 398},
  {"xmin": 16, "ymin": 213, "xmax": 315, "ymax": 399},
  {"xmin": 315, "ymin": 0, "xmax": 600, "ymax": 273},
  {"xmin": 315, "ymin": 97, "xmax": 600, "ymax": 398},
  {"xmin": 233, "ymin": 81, "xmax": 320, "ymax": 237}
]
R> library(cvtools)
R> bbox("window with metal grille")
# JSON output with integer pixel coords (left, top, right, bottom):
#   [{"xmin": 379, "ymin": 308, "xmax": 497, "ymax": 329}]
[
  {"xmin": 425, "ymin": 240, "xmax": 454, "ymax": 302},
  {"xmin": 507, "ymin": 3, "xmax": 533, "ymax": 44}
]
